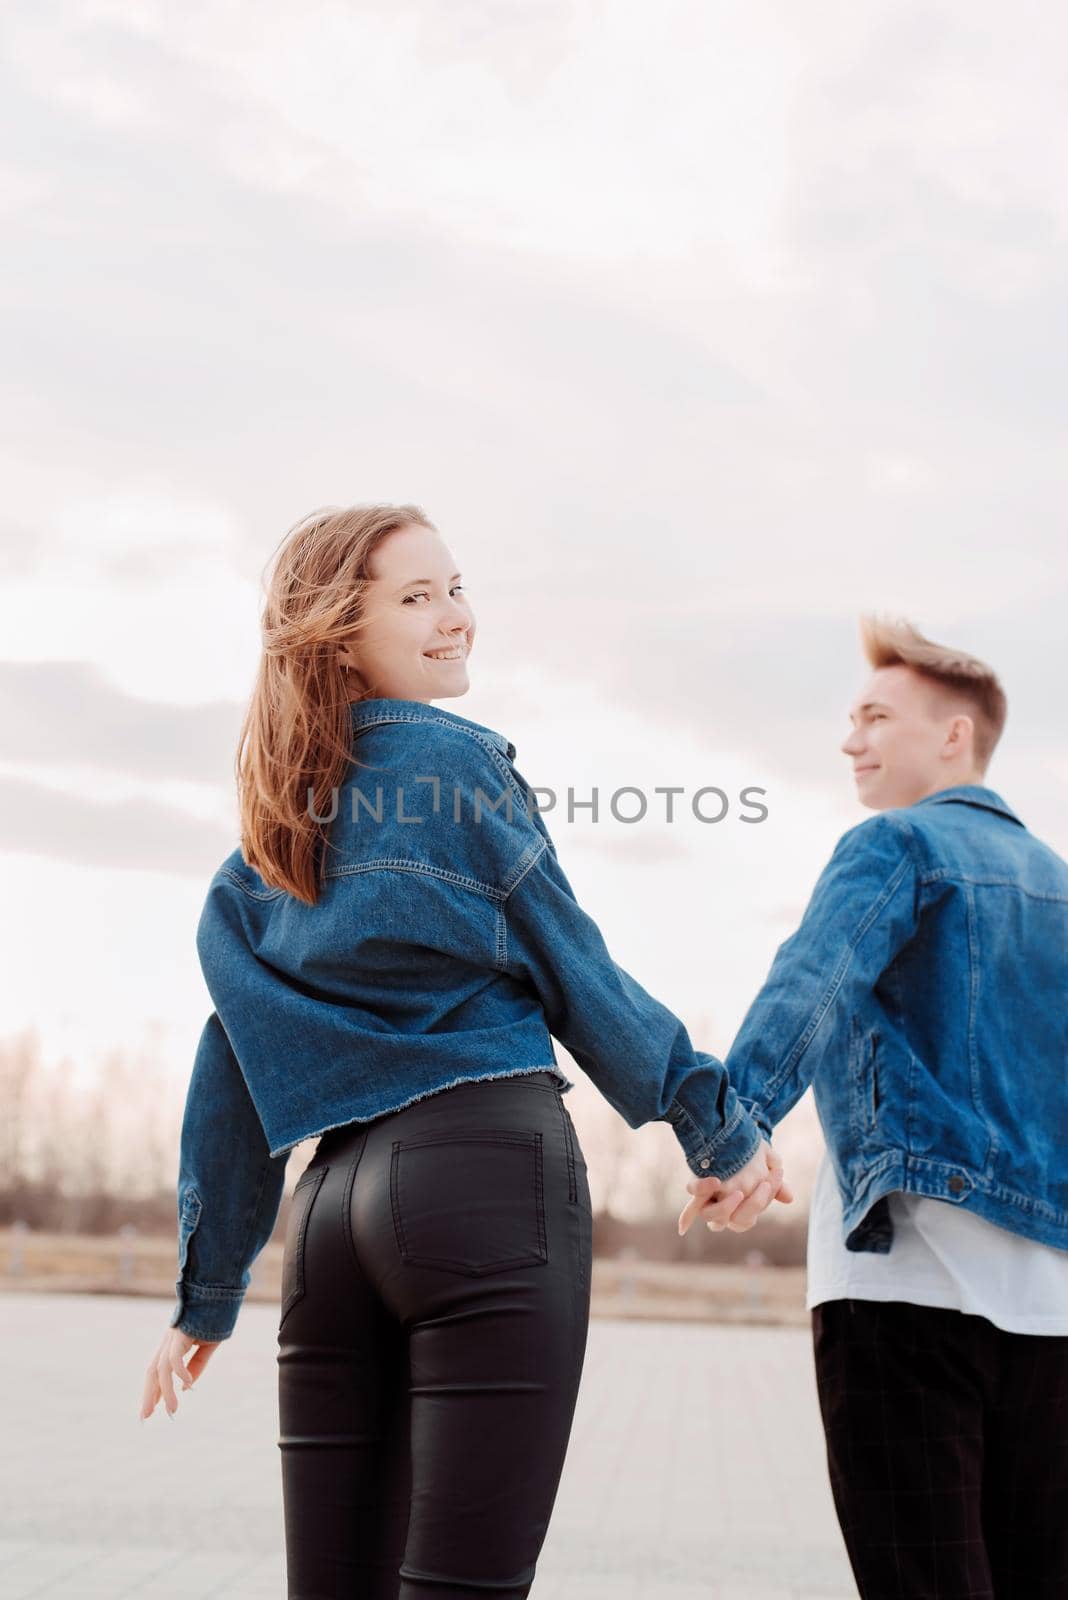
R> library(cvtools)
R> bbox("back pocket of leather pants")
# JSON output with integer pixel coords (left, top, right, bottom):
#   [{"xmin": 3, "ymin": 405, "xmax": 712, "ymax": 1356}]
[
  {"xmin": 280, "ymin": 1164, "xmax": 328, "ymax": 1327},
  {"xmin": 389, "ymin": 1128, "xmax": 547, "ymax": 1275}
]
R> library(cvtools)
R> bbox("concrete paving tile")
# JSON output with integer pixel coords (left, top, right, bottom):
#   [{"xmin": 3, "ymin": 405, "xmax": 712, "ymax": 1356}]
[{"xmin": 3, "ymin": 1293, "xmax": 857, "ymax": 1599}]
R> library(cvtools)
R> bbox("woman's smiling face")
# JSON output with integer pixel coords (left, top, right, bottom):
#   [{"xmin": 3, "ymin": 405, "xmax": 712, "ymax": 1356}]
[{"xmin": 339, "ymin": 522, "xmax": 476, "ymax": 704}]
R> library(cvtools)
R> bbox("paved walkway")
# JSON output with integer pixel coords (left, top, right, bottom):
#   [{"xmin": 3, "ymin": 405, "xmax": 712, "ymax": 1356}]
[{"xmin": 0, "ymin": 1292, "xmax": 857, "ymax": 1598}]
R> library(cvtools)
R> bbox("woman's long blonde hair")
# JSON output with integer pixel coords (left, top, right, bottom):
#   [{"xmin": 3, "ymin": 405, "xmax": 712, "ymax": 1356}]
[{"xmin": 236, "ymin": 503, "xmax": 435, "ymax": 904}]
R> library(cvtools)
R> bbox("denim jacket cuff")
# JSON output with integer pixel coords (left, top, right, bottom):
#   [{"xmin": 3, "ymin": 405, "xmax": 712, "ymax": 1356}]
[
  {"xmin": 668, "ymin": 1098, "xmax": 763, "ymax": 1180},
  {"xmin": 737, "ymin": 1094, "xmax": 774, "ymax": 1145},
  {"xmin": 169, "ymin": 1278, "xmax": 246, "ymax": 1343}
]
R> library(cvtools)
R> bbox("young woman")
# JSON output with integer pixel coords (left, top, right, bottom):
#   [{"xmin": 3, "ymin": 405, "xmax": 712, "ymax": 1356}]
[{"xmin": 139, "ymin": 503, "xmax": 789, "ymax": 1598}]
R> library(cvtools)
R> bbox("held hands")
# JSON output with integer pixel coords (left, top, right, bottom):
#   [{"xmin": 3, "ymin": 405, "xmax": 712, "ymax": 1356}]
[
  {"xmin": 139, "ymin": 1327, "xmax": 221, "ymax": 1421},
  {"xmin": 677, "ymin": 1140, "xmax": 794, "ymax": 1236},
  {"xmin": 138, "ymin": 1149, "xmax": 793, "ymax": 1421}
]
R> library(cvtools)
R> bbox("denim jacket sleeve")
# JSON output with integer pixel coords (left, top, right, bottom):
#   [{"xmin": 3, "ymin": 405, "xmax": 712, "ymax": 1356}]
[
  {"xmin": 500, "ymin": 831, "xmax": 763, "ymax": 1179},
  {"xmin": 724, "ymin": 812, "xmax": 919, "ymax": 1139},
  {"xmin": 169, "ymin": 1011, "xmax": 290, "ymax": 1342}
]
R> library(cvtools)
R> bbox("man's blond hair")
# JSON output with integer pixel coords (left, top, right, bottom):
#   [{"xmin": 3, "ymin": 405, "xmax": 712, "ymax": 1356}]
[{"xmin": 860, "ymin": 614, "xmax": 1008, "ymax": 772}]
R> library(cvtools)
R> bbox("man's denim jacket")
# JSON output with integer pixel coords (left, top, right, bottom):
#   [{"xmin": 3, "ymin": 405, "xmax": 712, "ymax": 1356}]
[
  {"xmin": 170, "ymin": 698, "xmax": 763, "ymax": 1340},
  {"xmin": 725, "ymin": 785, "xmax": 1068, "ymax": 1255}
]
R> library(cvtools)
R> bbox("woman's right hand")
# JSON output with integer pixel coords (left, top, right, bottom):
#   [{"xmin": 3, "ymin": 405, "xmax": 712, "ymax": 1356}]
[{"xmin": 140, "ymin": 1326, "xmax": 222, "ymax": 1420}]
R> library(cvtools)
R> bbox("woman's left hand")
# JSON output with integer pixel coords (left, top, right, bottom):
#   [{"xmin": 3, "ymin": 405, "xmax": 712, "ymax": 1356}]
[{"xmin": 140, "ymin": 1326, "xmax": 221, "ymax": 1420}]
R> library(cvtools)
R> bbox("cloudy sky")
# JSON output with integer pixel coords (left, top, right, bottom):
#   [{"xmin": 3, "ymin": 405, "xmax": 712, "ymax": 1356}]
[{"xmin": 2, "ymin": 0, "xmax": 1065, "ymax": 1212}]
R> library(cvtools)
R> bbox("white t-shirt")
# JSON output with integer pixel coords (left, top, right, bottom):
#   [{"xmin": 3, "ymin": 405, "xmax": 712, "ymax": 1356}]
[{"xmin": 805, "ymin": 1151, "xmax": 1068, "ymax": 1335}]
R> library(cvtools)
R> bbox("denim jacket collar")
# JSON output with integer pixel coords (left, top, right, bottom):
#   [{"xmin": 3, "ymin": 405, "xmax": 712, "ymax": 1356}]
[
  {"xmin": 910, "ymin": 784, "xmax": 1024, "ymax": 828},
  {"xmin": 348, "ymin": 697, "xmax": 516, "ymax": 761}
]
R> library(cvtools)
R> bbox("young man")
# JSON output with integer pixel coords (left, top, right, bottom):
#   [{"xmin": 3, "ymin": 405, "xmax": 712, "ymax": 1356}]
[{"xmin": 685, "ymin": 617, "xmax": 1068, "ymax": 1599}]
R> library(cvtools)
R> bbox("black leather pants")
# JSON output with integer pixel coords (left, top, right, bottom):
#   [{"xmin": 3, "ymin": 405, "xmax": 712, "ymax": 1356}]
[{"xmin": 276, "ymin": 1070, "xmax": 593, "ymax": 1599}]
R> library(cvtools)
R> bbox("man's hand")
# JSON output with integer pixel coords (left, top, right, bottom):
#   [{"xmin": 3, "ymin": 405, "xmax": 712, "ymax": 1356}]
[{"xmin": 677, "ymin": 1140, "xmax": 793, "ymax": 1236}]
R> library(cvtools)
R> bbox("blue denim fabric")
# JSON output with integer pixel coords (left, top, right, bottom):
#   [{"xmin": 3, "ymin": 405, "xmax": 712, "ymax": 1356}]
[
  {"xmin": 725, "ymin": 785, "xmax": 1068, "ymax": 1255},
  {"xmin": 170, "ymin": 697, "xmax": 762, "ymax": 1339}
]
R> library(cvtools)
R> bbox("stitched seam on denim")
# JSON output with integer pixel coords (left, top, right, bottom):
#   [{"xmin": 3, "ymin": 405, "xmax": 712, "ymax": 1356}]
[
  {"xmin": 881, "ymin": 1154, "xmax": 1068, "ymax": 1228},
  {"xmin": 881, "ymin": 956, "xmax": 912, "ymax": 1155},
  {"xmin": 705, "ymin": 1103, "xmax": 747, "ymax": 1152},
  {"xmin": 179, "ymin": 1280, "xmax": 247, "ymax": 1301},
  {"xmin": 736, "ymin": 1093, "xmax": 772, "ymax": 1140},
  {"xmin": 981, "ymin": 1182, "xmax": 1068, "ymax": 1225},
  {"xmin": 427, "ymin": 721, "xmax": 529, "ymax": 809},
  {"xmin": 351, "ymin": 707, "xmax": 509, "ymax": 757},
  {"xmin": 352, "ymin": 716, "xmax": 533, "ymax": 819},
  {"xmin": 842, "ymin": 1164, "xmax": 888, "ymax": 1229},
  {"xmin": 918, "ymin": 792, "xmax": 1023, "ymax": 821},
  {"xmin": 860, "ymin": 808, "xmax": 921, "ymax": 876},
  {"xmin": 670, "ymin": 1097, "xmax": 747, "ymax": 1160},
  {"xmin": 230, "ymin": 1148, "xmax": 276, "ymax": 1288},
  {"xmin": 847, "ymin": 1151, "xmax": 1068, "ymax": 1227},
  {"xmin": 494, "ymin": 904, "xmax": 507, "ymax": 970},
  {"xmin": 503, "ymin": 838, "xmax": 550, "ymax": 899},
  {"xmin": 919, "ymin": 870, "xmax": 1068, "ymax": 899},
  {"xmin": 323, "ymin": 858, "xmax": 505, "ymax": 901},
  {"xmin": 847, "ymin": 1018, "xmax": 864, "ymax": 1146},
  {"xmin": 758, "ymin": 852, "xmax": 913, "ymax": 1111},
  {"xmin": 218, "ymin": 868, "xmax": 285, "ymax": 901},
  {"xmin": 964, "ymin": 881, "xmax": 998, "ymax": 1173},
  {"xmin": 174, "ymin": 1321, "xmax": 236, "ymax": 1341},
  {"xmin": 176, "ymin": 1189, "xmax": 202, "ymax": 1282},
  {"xmin": 847, "ymin": 1027, "xmax": 879, "ymax": 1138},
  {"xmin": 484, "ymin": 758, "xmax": 531, "ymax": 814}
]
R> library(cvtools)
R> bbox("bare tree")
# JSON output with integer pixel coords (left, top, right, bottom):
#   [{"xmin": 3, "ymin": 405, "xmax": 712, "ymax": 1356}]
[
  {"xmin": 0, "ymin": 1025, "xmax": 41, "ymax": 1195},
  {"xmin": 637, "ymin": 1122, "xmax": 689, "ymax": 1220}
]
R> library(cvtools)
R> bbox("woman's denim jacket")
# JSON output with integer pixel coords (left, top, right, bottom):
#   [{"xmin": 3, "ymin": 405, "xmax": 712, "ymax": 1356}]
[
  {"xmin": 170, "ymin": 698, "xmax": 763, "ymax": 1340},
  {"xmin": 725, "ymin": 785, "xmax": 1068, "ymax": 1255}
]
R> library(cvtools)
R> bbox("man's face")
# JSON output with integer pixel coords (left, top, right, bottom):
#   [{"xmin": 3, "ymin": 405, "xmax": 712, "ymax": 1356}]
[{"xmin": 840, "ymin": 664, "xmax": 977, "ymax": 810}]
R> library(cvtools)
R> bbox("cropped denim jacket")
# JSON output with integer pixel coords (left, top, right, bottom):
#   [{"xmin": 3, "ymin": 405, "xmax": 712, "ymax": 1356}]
[
  {"xmin": 170, "ymin": 697, "xmax": 763, "ymax": 1340},
  {"xmin": 724, "ymin": 786, "xmax": 1068, "ymax": 1254}
]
